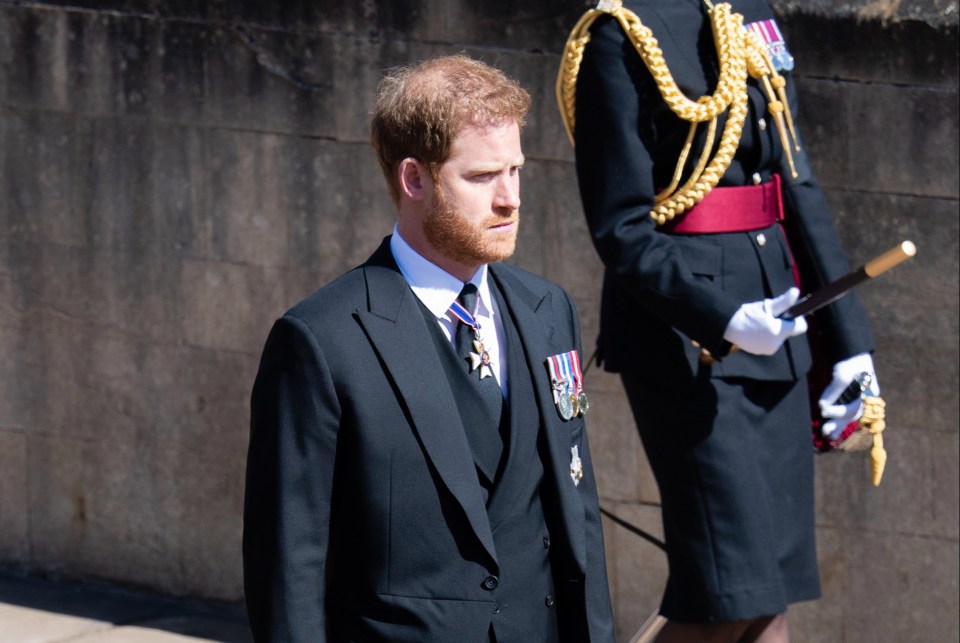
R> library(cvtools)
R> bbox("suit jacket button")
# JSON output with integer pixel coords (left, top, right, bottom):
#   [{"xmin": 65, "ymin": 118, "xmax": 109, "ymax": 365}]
[
  {"xmin": 758, "ymin": 117, "xmax": 767, "ymax": 131},
  {"xmin": 756, "ymin": 233, "xmax": 767, "ymax": 247},
  {"xmin": 543, "ymin": 536, "xmax": 551, "ymax": 549},
  {"xmin": 545, "ymin": 594, "xmax": 555, "ymax": 607},
  {"xmin": 752, "ymin": 172, "xmax": 762, "ymax": 185},
  {"xmin": 482, "ymin": 576, "xmax": 499, "ymax": 590}
]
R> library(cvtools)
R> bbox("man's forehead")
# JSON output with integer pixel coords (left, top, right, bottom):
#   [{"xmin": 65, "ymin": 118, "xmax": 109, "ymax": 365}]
[{"xmin": 448, "ymin": 120, "xmax": 523, "ymax": 157}]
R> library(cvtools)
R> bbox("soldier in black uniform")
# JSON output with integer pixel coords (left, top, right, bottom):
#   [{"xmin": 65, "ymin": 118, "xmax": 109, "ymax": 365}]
[{"xmin": 561, "ymin": 1, "xmax": 880, "ymax": 641}]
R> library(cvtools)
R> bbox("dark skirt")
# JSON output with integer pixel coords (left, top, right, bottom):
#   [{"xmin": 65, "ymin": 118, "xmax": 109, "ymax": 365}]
[{"xmin": 621, "ymin": 371, "xmax": 821, "ymax": 623}]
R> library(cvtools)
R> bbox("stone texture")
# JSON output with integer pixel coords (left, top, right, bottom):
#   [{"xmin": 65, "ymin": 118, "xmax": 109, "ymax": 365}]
[
  {"xmin": 0, "ymin": 572, "xmax": 250, "ymax": 642},
  {"xmin": 843, "ymin": 530, "xmax": 960, "ymax": 642},
  {"xmin": 793, "ymin": 78, "xmax": 959, "ymax": 199},
  {"xmin": 791, "ymin": 527, "xmax": 844, "ymax": 642},
  {"xmin": 780, "ymin": 12, "xmax": 959, "ymax": 85},
  {"xmin": 0, "ymin": 602, "xmax": 113, "ymax": 643},
  {"xmin": 0, "ymin": 4, "xmax": 956, "ymax": 643},
  {"xmin": 0, "ymin": 430, "xmax": 29, "ymax": 562},
  {"xmin": 600, "ymin": 502, "xmax": 667, "ymax": 643}
]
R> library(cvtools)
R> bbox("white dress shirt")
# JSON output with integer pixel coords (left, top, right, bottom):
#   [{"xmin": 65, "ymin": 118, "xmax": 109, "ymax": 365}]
[{"xmin": 390, "ymin": 227, "xmax": 508, "ymax": 395}]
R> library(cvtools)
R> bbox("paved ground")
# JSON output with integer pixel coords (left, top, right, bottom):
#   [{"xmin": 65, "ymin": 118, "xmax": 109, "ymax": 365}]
[{"xmin": 0, "ymin": 572, "xmax": 251, "ymax": 643}]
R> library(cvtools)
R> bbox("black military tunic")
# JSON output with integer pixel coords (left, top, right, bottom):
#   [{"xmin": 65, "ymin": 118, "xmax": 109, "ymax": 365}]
[{"xmin": 573, "ymin": 0, "xmax": 875, "ymax": 622}]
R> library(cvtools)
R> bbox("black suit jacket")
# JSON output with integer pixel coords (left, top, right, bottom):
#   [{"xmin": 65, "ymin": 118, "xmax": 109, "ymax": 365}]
[
  {"xmin": 243, "ymin": 237, "xmax": 615, "ymax": 642},
  {"xmin": 574, "ymin": 0, "xmax": 875, "ymax": 379}
]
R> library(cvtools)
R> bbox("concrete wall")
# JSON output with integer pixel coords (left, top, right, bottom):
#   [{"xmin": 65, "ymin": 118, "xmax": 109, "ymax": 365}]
[{"xmin": 0, "ymin": 2, "xmax": 956, "ymax": 641}]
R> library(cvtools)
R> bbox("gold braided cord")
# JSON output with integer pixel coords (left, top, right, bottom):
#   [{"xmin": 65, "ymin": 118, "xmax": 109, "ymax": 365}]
[
  {"xmin": 555, "ymin": 0, "xmax": 800, "ymax": 226},
  {"xmin": 614, "ymin": 3, "xmax": 744, "ymax": 125},
  {"xmin": 656, "ymin": 117, "xmax": 711, "ymax": 204},
  {"xmin": 556, "ymin": 8, "xmax": 603, "ymax": 147}
]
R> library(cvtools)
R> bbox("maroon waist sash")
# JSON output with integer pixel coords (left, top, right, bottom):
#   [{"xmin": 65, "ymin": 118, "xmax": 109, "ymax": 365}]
[{"xmin": 664, "ymin": 173, "xmax": 783, "ymax": 234}]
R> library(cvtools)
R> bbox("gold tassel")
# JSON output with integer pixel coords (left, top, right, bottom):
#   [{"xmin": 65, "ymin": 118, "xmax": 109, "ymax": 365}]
[{"xmin": 860, "ymin": 396, "xmax": 888, "ymax": 486}]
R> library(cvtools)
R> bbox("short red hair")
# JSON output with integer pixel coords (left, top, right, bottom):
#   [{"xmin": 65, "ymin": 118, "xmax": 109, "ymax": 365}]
[{"xmin": 370, "ymin": 55, "xmax": 531, "ymax": 204}]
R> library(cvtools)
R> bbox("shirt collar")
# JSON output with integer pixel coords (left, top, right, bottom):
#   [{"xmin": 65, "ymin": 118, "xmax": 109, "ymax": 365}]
[{"xmin": 390, "ymin": 225, "xmax": 494, "ymax": 320}]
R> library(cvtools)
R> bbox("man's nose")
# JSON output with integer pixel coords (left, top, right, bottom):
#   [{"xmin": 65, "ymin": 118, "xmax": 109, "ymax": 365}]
[{"xmin": 494, "ymin": 175, "xmax": 521, "ymax": 211}]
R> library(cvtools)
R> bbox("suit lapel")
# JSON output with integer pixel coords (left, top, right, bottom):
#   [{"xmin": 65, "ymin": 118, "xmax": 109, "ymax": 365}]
[
  {"xmin": 353, "ymin": 239, "xmax": 497, "ymax": 566},
  {"xmin": 490, "ymin": 265, "xmax": 587, "ymax": 573}
]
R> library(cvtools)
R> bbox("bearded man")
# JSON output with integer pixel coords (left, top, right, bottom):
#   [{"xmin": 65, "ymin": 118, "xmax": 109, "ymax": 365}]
[{"xmin": 242, "ymin": 54, "xmax": 615, "ymax": 643}]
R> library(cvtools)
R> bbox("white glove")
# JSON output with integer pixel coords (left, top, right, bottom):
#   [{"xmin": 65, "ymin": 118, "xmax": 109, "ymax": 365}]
[
  {"xmin": 723, "ymin": 287, "xmax": 808, "ymax": 356},
  {"xmin": 819, "ymin": 352, "xmax": 880, "ymax": 439}
]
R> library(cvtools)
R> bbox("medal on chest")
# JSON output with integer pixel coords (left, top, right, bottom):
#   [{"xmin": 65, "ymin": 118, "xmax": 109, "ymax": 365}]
[
  {"xmin": 546, "ymin": 350, "xmax": 589, "ymax": 420},
  {"xmin": 448, "ymin": 298, "xmax": 495, "ymax": 380}
]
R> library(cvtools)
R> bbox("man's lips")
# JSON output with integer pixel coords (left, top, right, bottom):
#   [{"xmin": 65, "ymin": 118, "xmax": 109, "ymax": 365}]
[{"xmin": 488, "ymin": 218, "xmax": 518, "ymax": 230}]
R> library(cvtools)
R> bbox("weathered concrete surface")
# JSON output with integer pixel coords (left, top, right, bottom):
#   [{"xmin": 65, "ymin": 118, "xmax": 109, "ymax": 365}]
[
  {"xmin": 0, "ymin": 571, "xmax": 250, "ymax": 642},
  {"xmin": 772, "ymin": 0, "xmax": 959, "ymax": 26},
  {"xmin": 0, "ymin": 2, "xmax": 956, "ymax": 642}
]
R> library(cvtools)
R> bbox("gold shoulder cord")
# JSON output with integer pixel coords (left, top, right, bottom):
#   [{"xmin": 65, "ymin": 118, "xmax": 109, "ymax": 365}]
[{"xmin": 557, "ymin": 0, "xmax": 801, "ymax": 225}]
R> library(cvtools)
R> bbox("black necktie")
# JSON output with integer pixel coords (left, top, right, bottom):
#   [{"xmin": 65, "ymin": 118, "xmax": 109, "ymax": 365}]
[{"xmin": 454, "ymin": 283, "xmax": 504, "ymax": 472}]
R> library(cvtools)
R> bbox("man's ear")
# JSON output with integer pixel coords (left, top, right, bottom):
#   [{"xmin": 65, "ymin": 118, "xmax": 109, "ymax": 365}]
[{"xmin": 398, "ymin": 158, "xmax": 432, "ymax": 201}]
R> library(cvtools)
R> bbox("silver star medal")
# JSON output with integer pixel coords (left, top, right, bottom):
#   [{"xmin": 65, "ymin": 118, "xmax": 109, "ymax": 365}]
[
  {"xmin": 468, "ymin": 333, "xmax": 495, "ymax": 380},
  {"xmin": 570, "ymin": 445, "xmax": 583, "ymax": 486}
]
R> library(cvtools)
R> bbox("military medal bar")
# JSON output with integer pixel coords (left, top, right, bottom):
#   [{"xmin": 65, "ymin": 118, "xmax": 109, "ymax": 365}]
[{"xmin": 546, "ymin": 351, "xmax": 589, "ymax": 420}]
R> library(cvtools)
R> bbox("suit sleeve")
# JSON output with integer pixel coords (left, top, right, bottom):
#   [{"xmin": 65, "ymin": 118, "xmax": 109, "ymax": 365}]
[
  {"xmin": 243, "ymin": 315, "xmax": 341, "ymax": 642},
  {"xmin": 776, "ymin": 78, "xmax": 876, "ymax": 363},
  {"xmin": 561, "ymin": 287, "xmax": 616, "ymax": 642},
  {"xmin": 574, "ymin": 16, "xmax": 742, "ymax": 356}
]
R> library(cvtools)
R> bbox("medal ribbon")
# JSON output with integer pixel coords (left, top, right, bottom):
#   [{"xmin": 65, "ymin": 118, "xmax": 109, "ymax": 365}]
[
  {"xmin": 547, "ymin": 355, "xmax": 570, "ymax": 403},
  {"xmin": 448, "ymin": 299, "xmax": 482, "ymax": 336},
  {"xmin": 747, "ymin": 19, "xmax": 794, "ymax": 71},
  {"xmin": 554, "ymin": 354, "xmax": 574, "ymax": 396},
  {"xmin": 558, "ymin": 353, "xmax": 574, "ymax": 395},
  {"xmin": 568, "ymin": 350, "xmax": 584, "ymax": 395}
]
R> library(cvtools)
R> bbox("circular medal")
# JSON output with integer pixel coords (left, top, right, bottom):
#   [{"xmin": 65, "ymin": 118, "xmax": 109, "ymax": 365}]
[
  {"xmin": 557, "ymin": 391, "xmax": 574, "ymax": 420},
  {"xmin": 578, "ymin": 392, "xmax": 590, "ymax": 415},
  {"xmin": 569, "ymin": 393, "xmax": 580, "ymax": 418}
]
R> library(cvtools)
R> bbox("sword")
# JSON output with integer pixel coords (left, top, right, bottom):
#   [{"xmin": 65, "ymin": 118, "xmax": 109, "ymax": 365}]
[
  {"xmin": 779, "ymin": 240, "xmax": 916, "ymax": 319},
  {"xmin": 699, "ymin": 240, "xmax": 916, "ymax": 362}
]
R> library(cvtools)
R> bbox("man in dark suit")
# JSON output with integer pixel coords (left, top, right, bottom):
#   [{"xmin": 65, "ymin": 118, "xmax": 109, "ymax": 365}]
[{"xmin": 243, "ymin": 54, "xmax": 615, "ymax": 642}]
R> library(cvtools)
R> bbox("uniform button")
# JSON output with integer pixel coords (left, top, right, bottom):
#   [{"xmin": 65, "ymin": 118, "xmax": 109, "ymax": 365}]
[
  {"xmin": 545, "ymin": 595, "xmax": 555, "ymax": 607},
  {"xmin": 756, "ymin": 233, "xmax": 767, "ymax": 247},
  {"xmin": 752, "ymin": 172, "xmax": 762, "ymax": 185},
  {"xmin": 482, "ymin": 576, "xmax": 499, "ymax": 590},
  {"xmin": 758, "ymin": 117, "xmax": 767, "ymax": 131},
  {"xmin": 543, "ymin": 536, "xmax": 551, "ymax": 549}
]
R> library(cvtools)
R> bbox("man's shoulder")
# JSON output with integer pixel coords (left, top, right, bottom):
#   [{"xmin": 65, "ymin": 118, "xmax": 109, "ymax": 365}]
[
  {"xmin": 282, "ymin": 236, "xmax": 396, "ymax": 326},
  {"xmin": 283, "ymin": 265, "xmax": 368, "ymax": 327},
  {"xmin": 492, "ymin": 262, "xmax": 573, "ymax": 306}
]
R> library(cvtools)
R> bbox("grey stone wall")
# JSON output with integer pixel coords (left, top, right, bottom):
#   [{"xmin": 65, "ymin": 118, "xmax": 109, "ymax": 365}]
[
  {"xmin": 0, "ymin": 2, "xmax": 956, "ymax": 642},
  {"xmin": 772, "ymin": 0, "xmax": 959, "ymax": 26}
]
